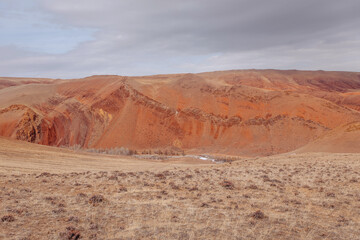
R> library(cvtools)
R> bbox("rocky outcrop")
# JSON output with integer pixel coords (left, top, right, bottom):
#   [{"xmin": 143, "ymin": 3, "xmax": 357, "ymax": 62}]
[{"xmin": 0, "ymin": 105, "xmax": 42, "ymax": 143}]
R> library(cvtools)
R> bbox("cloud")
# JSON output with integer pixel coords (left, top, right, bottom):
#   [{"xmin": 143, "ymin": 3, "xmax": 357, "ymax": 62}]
[
  {"xmin": 0, "ymin": 0, "xmax": 95, "ymax": 54},
  {"xmin": 1, "ymin": 0, "xmax": 360, "ymax": 78}
]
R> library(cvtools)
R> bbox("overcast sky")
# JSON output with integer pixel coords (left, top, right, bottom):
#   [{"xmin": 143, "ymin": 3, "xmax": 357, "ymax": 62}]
[{"xmin": 1, "ymin": 0, "xmax": 360, "ymax": 78}]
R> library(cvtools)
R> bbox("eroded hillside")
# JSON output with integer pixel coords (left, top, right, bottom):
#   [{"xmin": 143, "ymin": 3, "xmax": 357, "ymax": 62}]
[{"xmin": 0, "ymin": 70, "xmax": 359, "ymax": 156}]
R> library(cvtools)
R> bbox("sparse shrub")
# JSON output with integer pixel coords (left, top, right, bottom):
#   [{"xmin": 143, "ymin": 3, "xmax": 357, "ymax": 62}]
[
  {"xmin": 326, "ymin": 192, "xmax": 336, "ymax": 198},
  {"xmin": 67, "ymin": 216, "xmax": 79, "ymax": 223},
  {"xmin": 171, "ymin": 216, "xmax": 179, "ymax": 222},
  {"xmin": 36, "ymin": 172, "xmax": 51, "ymax": 178},
  {"xmin": 262, "ymin": 175, "xmax": 271, "ymax": 182},
  {"xmin": 169, "ymin": 182, "xmax": 180, "ymax": 190},
  {"xmin": 73, "ymin": 146, "xmax": 141, "ymax": 156},
  {"xmin": 350, "ymin": 178, "xmax": 358, "ymax": 183},
  {"xmin": 1, "ymin": 215, "xmax": 15, "ymax": 222},
  {"xmin": 246, "ymin": 184, "xmax": 258, "ymax": 190},
  {"xmin": 118, "ymin": 186, "xmax": 127, "ymax": 192},
  {"xmin": 221, "ymin": 180, "xmax": 235, "ymax": 190},
  {"xmin": 291, "ymin": 199, "xmax": 302, "ymax": 205},
  {"xmin": 60, "ymin": 226, "xmax": 81, "ymax": 240},
  {"xmin": 201, "ymin": 203, "xmax": 209, "ymax": 207},
  {"xmin": 89, "ymin": 234, "xmax": 97, "ymax": 239},
  {"xmin": 77, "ymin": 193, "xmax": 87, "ymax": 198},
  {"xmin": 89, "ymin": 195, "xmax": 105, "ymax": 206},
  {"xmin": 250, "ymin": 210, "xmax": 266, "ymax": 220},
  {"xmin": 70, "ymin": 144, "xmax": 82, "ymax": 151},
  {"xmin": 189, "ymin": 186, "xmax": 198, "ymax": 191},
  {"xmin": 89, "ymin": 222, "xmax": 99, "ymax": 230},
  {"xmin": 44, "ymin": 196, "xmax": 55, "ymax": 201},
  {"xmin": 155, "ymin": 173, "xmax": 166, "ymax": 180},
  {"xmin": 108, "ymin": 175, "xmax": 118, "ymax": 180},
  {"xmin": 53, "ymin": 208, "xmax": 66, "ymax": 214}
]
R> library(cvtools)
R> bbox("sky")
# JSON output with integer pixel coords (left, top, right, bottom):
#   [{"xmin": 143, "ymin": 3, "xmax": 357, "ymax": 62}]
[{"xmin": 0, "ymin": 0, "xmax": 360, "ymax": 78}]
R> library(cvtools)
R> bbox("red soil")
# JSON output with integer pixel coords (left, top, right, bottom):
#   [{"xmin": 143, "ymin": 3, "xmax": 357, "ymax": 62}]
[{"xmin": 0, "ymin": 70, "xmax": 359, "ymax": 156}]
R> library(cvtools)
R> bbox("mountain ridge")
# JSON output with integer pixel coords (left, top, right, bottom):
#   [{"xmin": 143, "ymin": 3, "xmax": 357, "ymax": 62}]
[{"xmin": 0, "ymin": 69, "xmax": 359, "ymax": 156}]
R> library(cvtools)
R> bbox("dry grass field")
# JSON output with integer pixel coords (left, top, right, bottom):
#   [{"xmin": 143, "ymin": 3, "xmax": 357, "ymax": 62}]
[{"xmin": 1, "ymin": 138, "xmax": 360, "ymax": 239}]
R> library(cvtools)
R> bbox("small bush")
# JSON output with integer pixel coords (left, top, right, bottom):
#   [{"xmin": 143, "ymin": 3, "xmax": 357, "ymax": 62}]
[
  {"xmin": 246, "ymin": 184, "xmax": 258, "ymax": 190},
  {"xmin": 250, "ymin": 210, "xmax": 267, "ymax": 220},
  {"xmin": 118, "ymin": 186, "xmax": 128, "ymax": 192},
  {"xmin": 221, "ymin": 180, "xmax": 235, "ymax": 190},
  {"xmin": 60, "ymin": 226, "xmax": 81, "ymax": 240},
  {"xmin": 1, "ymin": 215, "xmax": 15, "ymax": 222},
  {"xmin": 89, "ymin": 195, "xmax": 105, "ymax": 206},
  {"xmin": 326, "ymin": 192, "xmax": 336, "ymax": 198},
  {"xmin": 155, "ymin": 173, "xmax": 166, "ymax": 180}
]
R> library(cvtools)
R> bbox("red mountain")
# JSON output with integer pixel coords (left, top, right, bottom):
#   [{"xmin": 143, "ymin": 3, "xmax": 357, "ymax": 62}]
[{"xmin": 1, "ymin": 70, "xmax": 359, "ymax": 156}]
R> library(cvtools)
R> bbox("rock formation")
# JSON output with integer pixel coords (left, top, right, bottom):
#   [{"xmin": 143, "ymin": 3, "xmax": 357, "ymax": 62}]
[{"xmin": 0, "ymin": 70, "xmax": 359, "ymax": 156}]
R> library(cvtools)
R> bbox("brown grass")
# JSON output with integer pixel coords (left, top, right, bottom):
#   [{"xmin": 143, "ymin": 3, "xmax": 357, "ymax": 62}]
[{"xmin": 1, "ymin": 143, "xmax": 360, "ymax": 239}]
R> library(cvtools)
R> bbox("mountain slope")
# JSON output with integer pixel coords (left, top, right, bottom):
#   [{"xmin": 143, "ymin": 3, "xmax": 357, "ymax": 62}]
[
  {"xmin": 0, "ymin": 70, "xmax": 359, "ymax": 156},
  {"xmin": 296, "ymin": 121, "xmax": 360, "ymax": 153}
]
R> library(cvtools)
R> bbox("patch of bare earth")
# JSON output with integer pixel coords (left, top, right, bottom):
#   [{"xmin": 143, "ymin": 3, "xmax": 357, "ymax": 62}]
[{"xmin": 1, "ymin": 153, "xmax": 360, "ymax": 239}]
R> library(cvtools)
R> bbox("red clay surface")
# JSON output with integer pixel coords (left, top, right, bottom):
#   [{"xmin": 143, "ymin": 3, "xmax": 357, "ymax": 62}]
[{"xmin": 0, "ymin": 70, "xmax": 360, "ymax": 156}]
